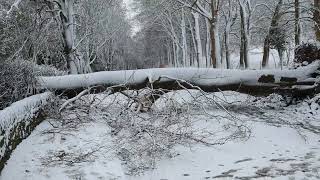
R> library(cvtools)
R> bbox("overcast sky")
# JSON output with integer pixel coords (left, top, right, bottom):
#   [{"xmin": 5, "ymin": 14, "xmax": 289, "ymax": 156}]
[{"xmin": 123, "ymin": 0, "xmax": 140, "ymax": 35}]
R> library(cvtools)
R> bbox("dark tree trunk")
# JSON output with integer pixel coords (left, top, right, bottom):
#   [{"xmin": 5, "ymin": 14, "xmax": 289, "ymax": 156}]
[
  {"xmin": 315, "ymin": 0, "xmax": 320, "ymax": 41},
  {"xmin": 262, "ymin": 0, "xmax": 283, "ymax": 68}
]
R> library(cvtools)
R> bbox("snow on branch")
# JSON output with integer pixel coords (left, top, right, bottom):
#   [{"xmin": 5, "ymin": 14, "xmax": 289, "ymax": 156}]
[
  {"xmin": 37, "ymin": 61, "xmax": 320, "ymax": 91},
  {"xmin": 2, "ymin": 0, "xmax": 24, "ymax": 17}
]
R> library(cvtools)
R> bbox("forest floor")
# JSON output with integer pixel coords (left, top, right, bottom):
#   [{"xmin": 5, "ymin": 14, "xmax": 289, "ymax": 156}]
[{"xmin": 1, "ymin": 91, "xmax": 320, "ymax": 180}]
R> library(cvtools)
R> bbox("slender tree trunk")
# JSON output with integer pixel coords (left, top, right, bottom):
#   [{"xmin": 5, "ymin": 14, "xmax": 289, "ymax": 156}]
[
  {"xmin": 295, "ymin": 0, "xmax": 301, "ymax": 46},
  {"xmin": 225, "ymin": 31, "xmax": 230, "ymax": 69},
  {"xmin": 262, "ymin": 36, "xmax": 270, "ymax": 68},
  {"xmin": 206, "ymin": 19, "xmax": 211, "ymax": 68},
  {"xmin": 181, "ymin": 9, "xmax": 188, "ymax": 67},
  {"xmin": 210, "ymin": 0, "xmax": 221, "ymax": 68},
  {"xmin": 224, "ymin": 2, "xmax": 234, "ymax": 69},
  {"xmin": 193, "ymin": 12, "xmax": 203, "ymax": 68},
  {"xmin": 278, "ymin": 48, "xmax": 284, "ymax": 70},
  {"xmin": 315, "ymin": 0, "xmax": 320, "ymax": 41},
  {"xmin": 176, "ymin": 42, "xmax": 180, "ymax": 67},
  {"xmin": 187, "ymin": 14, "xmax": 198, "ymax": 67},
  {"xmin": 239, "ymin": 0, "xmax": 250, "ymax": 69},
  {"xmin": 172, "ymin": 41, "xmax": 176, "ymax": 67}
]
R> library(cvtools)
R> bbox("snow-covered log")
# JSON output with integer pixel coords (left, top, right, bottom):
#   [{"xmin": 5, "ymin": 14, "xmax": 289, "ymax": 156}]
[
  {"xmin": 37, "ymin": 62, "xmax": 320, "ymax": 98},
  {"xmin": 0, "ymin": 92, "xmax": 52, "ymax": 171}
]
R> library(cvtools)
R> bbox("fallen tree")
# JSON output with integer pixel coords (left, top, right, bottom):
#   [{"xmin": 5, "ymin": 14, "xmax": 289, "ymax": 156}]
[{"xmin": 37, "ymin": 61, "xmax": 320, "ymax": 98}]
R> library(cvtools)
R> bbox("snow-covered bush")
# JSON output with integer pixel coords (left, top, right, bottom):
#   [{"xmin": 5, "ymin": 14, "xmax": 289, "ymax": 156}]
[
  {"xmin": 0, "ymin": 92, "xmax": 52, "ymax": 171},
  {"xmin": 0, "ymin": 60, "xmax": 64, "ymax": 110}
]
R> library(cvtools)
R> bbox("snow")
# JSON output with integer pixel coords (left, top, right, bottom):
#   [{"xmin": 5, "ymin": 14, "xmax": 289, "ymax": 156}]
[
  {"xmin": 37, "ymin": 61, "xmax": 320, "ymax": 90},
  {"xmin": 1, "ymin": 91, "xmax": 320, "ymax": 180},
  {"xmin": 230, "ymin": 48, "xmax": 284, "ymax": 69},
  {"xmin": 0, "ymin": 92, "xmax": 52, "ymax": 131}
]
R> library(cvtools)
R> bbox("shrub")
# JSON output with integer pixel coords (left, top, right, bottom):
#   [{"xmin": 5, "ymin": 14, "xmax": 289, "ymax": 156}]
[
  {"xmin": 294, "ymin": 43, "xmax": 320, "ymax": 64},
  {"xmin": 0, "ymin": 60, "xmax": 65, "ymax": 110}
]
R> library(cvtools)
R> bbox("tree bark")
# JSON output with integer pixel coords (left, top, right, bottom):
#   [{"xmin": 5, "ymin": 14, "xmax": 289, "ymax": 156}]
[
  {"xmin": 262, "ymin": 36, "xmax": 270, "ymax": 68},
  {"xmin": 295, "ymin": 0, "xmax": 301, "ymax": 46},
  {"xmin": 60, "ymin": 0, "xmax": 79, "ymax": 74},
  {"xmin": 315, "ymin": 0, "xmax": 320, "ymax": 41},
  {"xmin": 262, "ymin": 0, "xmax": 283, "ymax": 68},
  {"xmin": 210, "ymin": 0, "xmax": 221, "ymax": 68},
  {"xmin": 181, "ymin": 9, "xmax": 188, "ymax": 66},
  {"xmin": 239, "ymin": 0, "xmax": 250, "ymax": 69},
  {"xmin": 193, "ymin": 12, "xmax": 203, "ymax": 68},
  {"xmin": 205, "ymin": 19, "xmax": 211, "ymax": 68}
]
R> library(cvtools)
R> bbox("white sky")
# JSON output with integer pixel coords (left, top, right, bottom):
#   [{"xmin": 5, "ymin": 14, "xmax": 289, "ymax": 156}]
[{"xmin": 123, "ymin": 0, "xmax": 140, "ymax": 35}]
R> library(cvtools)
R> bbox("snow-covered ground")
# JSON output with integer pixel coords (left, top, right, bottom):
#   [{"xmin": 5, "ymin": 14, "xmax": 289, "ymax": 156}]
[
  {"xmin": 229, "ymin": 48, "xmax": 290, "ymax": 70},
  {"xmin": 1, "ymin": 91, "xmax": 320, "ymax": 180}
]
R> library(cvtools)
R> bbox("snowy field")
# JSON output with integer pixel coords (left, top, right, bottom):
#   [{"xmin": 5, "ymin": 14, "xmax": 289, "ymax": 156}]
[{"xmin": 1, "ymin": 91, "xmax": 320, "ymax": 180}]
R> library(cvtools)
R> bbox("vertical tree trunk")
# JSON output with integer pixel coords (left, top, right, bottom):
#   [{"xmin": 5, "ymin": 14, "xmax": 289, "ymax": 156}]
[
  {"xmin": 172, "ymin": 41, "xmax": 176, "ymax": 67},
  {"xmin": 224, "ymin": 0, "xmax": 235, "ymax": 69},
  {"xmin": 278, "ymin": 48, "xmax": 284, "ymax": 70},
  {"xmin": 239, "ymin": 0, "xmax": 250, "ymax": 69},
  {"xmin": 295, "ymin": 0, "xmax": 301, "ymax": 46},
  {"xmin": 315, "ymin": 0, "xmax": 320, "ymax": 41},
  {"xmin": 205, "ymin": 19, "xmax": 211, "ymax": 68},
  {"xmin": 262, "ymin": 0, "xmax": 283, "ymax": 68},
  {"xmin": 187, "ymin": 14, "xmax": 198, "ymax": 67},
  {"xmin": 60, "ymin": 0, "xmax": 78, "ymax": 74},
  {"xmin": 181, "ymin": 9, "xmax": 188, "ymax": 67},
  {"xmin": 225, "ymin": 31, "xmax": 231, "ymax": 69},
  {"xmin": 262, "ymin": 36, "xmax": 270, "ymax": 68},
  {"xmin": 193, "ymin": 12, "xmax": 203, "ymax": 68},
  {"xmin": 175, "ymin": 42, "xmax": 180, "ymax": 67},
  {"xmin": 210, "ymin": 0, "xmax": 221, "ymax": 68}
]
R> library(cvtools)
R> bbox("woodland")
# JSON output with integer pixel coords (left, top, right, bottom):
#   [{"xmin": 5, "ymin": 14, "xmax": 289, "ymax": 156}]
[{"xmin": 0, "ymin": 0, "xmax": 320, "ymax": 179}]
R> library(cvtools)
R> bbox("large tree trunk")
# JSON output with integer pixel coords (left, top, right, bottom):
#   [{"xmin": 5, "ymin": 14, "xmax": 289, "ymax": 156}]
[
  {"xmin": 315, "ymin": 0, "xmax": 320, "ymax": 41},
  {"xmin": 37, "ymin": 61, "xmax": 320, "ymax": 98},
  {"xmin": 60, "ymin": 0, "xmax": 78, "ymax": 74},
  {"xmin": 59, "ymin": 0, "xmax": 91, "ymax": 74},
  {"xmin": 262, "ymin": 0, "xmax": 283, "ymax": 68}
]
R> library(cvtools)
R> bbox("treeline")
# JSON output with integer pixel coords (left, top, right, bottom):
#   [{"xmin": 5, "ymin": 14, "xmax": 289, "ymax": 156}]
[
  {"xmin": 133, "ymin": 0, "xmax": 320, "ymax": 69},
  {"xmin": 0, "ymin": 0, "xmax": 140, "ymax": 73}
]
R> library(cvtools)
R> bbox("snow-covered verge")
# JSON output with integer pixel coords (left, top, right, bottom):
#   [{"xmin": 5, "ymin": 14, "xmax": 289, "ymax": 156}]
[
  {"xmin": 0, "ymin": 92, "xmax": 52, "ymax": 171},
  {"xmin": 37, "ymin": 61, "xmax": 320, "ymax": 90},
  {"xmin": 1, "ymin": 91, "xmax": 320, "ymax": 180}
]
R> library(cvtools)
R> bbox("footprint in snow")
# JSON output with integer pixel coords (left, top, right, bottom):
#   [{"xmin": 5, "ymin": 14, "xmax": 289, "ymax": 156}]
[
  {"xmin": 212, "ymin": 169, "xmax": 240, "ymax": 179},
  {"xmin": 234, "ymin": 158, "xmax": 253, "ymax": 164}
]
